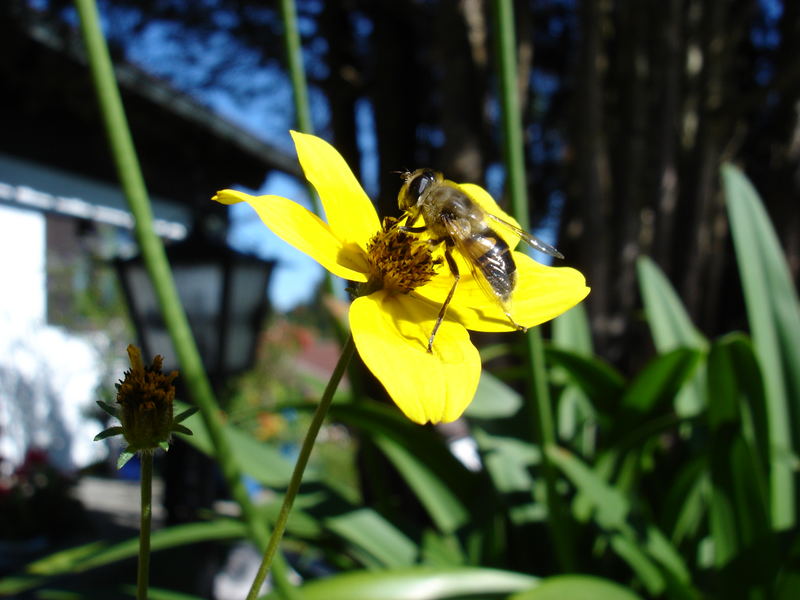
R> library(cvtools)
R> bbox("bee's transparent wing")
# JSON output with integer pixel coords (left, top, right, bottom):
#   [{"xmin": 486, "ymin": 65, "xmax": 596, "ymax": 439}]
[
  {"xmin": 486, "ymin": 213, "xmax": 564, "ymax": 259},
  {"xmin": 441, "ymin": 214, "xmax": 515, "ymax": 308}
]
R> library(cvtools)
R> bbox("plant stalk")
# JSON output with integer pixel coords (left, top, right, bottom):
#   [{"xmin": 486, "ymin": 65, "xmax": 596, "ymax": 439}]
[
  {"xmin": 247, "ymin": 334, "xmax": 356, "ymax": 600},
  {"xmin": 73, "ymin": 0, "xmax": 295, "ymax": 593},
  {"xmin": 491, "ymin": 0, "xmax": 575, "ymax": 571},
  {"xmin": 137, "ymin": 451, "xmax": 153, "ymax": 600}
]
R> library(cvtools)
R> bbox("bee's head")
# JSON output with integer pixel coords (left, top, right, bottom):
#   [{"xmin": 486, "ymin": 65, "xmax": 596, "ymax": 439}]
[{"xmin": 397, "ymin": 169, "xmax": 441, "ymax": 214}]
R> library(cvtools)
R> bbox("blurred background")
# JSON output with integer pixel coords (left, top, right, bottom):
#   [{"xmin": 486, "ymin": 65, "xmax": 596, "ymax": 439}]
[{"xmin": 0, "ymin": 0, "xmax": 798, "ymax": 598}]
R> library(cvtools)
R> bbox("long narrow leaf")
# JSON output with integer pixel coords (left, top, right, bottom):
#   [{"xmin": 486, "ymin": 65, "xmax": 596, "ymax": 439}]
[
  {"xmin": 547, "ymin": 446, "xmax": 693, "ymax": 596},
  {"xmin": 722, "ymin": 163, "xmax": 800, "ymax": 530},
  {"xmin": 706, "ymin": 333, "xmax": 775, "ymax": 594},
  {"xmin": 330, "ymin": 403, "xmax": 475, "ymax": 534},
  {"xmin": 176, "ymin": 401, "xmax": 295, "ymax": 488},
  {"xmin": 509, "ymin": 574, "xmax": 643, "ymax": 600},
  {"xmin": 637, "ymin": 256, "xmax": 708, "ymax": 417},
  {"xmin": 324, "ymin": 509, "xmax": 419, "ymax": 569},
  {"xmin": 264, "ymin": 567, "xmax": 539, "ymax": 600}
]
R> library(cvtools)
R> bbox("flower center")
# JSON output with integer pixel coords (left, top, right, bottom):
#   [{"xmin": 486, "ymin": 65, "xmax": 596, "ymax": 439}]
[{"xmin": 366, "ymin": 217, "xmax": 441, "ymax": 293}]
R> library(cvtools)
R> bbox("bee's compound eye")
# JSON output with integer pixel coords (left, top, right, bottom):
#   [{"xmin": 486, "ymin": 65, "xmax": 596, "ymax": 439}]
[{"xmin": 408, "ymin": 170, "xmax": 436, "ymax": 200}]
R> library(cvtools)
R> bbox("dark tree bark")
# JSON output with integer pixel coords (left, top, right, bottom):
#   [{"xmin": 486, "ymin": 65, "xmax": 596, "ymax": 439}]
[
  {"xmin": 320, "ymin": 1, "xmax": 362, "ymax": 180},
  {"xmin": 564, "ymin": 0, "xmax": 612, "ymax": 356}
]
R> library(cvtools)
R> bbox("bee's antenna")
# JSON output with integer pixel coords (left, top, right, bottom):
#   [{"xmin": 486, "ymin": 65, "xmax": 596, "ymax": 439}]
[{"xmin": 391, "ymin": 168, "xmax": 412, "ymax": 181}]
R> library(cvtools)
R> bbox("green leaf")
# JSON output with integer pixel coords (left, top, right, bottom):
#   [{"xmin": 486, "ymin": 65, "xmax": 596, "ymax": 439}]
[
  {"xmin": 29, "ymin": 520, "xmax": 246, "ymax": 575},
  {"xmin": 0, "ymin": 576, "xmax": 46, "ymax": 596},
  {"xmin": 171, "ymin": 423, "xmax": 193, "ymax": 436},
  {"xmin": 466, "ymin": 371, "xmax": 523, "ymax": 419},
  {"xmin": 176, "ymin": 400, "xmax": 294, "ymax": 487},
  {"xmin": 722, "ymin": 163, "xmax": 800, "ymax": 530},
  {"xmin": 552, "ymin": 303, "xmax": 593, "ymax": 356},
  {"xmin": 93, "ymin": 426, "xmax": 123, "ymax": 441},
  {"xmin": 547, "ymin": 446, "xmax": 693, "ymax": 595},
  {"xmin": 509, "ymin": 574, "xmax": 643, "ymax": 600},
  {"xmin": 550, "ymin": 304, "xmax": 597, "ymax": 448},
  {"xmin": 324, "ymin": 508, "xmax": 419, "ymax": 569},
  {"xmin": 637, "ymin": 256, "xmax": 708, "ymax": 417},
  {"xmin": 706, "ymin": 333, "xmax": 776, "ymax": 593},
  {"xmin": 174, "ymin": 406, "xmax": 198, "ymax": 423},
  {"xmin": 262, "ymin": 567, "xmax": 539, "ymax": 600},
  {"xmin": 126, "ymin": 585, "xmax": 206, "ymax": 600},
  {"xmin": 96, "ymin": 400, "xmax": 119, "ymax": 418},
  {"xmin": 331, "ymin": 403, "xmax": 475, "ymax": 534},
  {"xmin": 545, "ymin": 347, "xmax": 625, "ymax": 414},
  {"xmin": 661, "ymin": 457, "xmax": 708, "ymax": 545},
  {"xmin": 636, "ymin": 256, "xmax": 708, "ymax": 352},
  {"xmin": 421, "ymin": 530, "xmax": 466, "ymax": 567},
  {"xmin": 614, "ymin": 348, "xmax": 702, "ymax": 434},
  {"xmin": 1, "ymin": 520, "xmax": 248, "ymax": 595},
  {"xmin": 117, "ymin": 449, "xmax": 135, "ymax": 469}
]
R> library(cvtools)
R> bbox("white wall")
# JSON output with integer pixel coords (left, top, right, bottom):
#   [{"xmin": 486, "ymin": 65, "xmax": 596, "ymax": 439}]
[{"xmin": 0, "ymin": 204, "xmax": 107, "ymax": 476}]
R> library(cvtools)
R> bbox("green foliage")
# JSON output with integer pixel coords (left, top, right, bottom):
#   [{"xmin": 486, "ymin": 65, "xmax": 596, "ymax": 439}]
[{"xmin": 5, "ymin": 140, "xmax": 800, "ymax": 600}]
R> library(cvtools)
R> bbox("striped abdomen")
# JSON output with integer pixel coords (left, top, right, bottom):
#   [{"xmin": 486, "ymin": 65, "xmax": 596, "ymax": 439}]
[{"xmin": 466, "ymin": 226, "xmax": 517, "ymax": 302}]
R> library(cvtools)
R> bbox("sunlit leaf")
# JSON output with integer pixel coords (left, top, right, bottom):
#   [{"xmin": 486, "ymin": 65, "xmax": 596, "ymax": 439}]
[
  {"xmin": 262, "ymin": 567, "xmax": 539, "ymax": 600},
  {"xmin": 324, "ymin": 509, "xmax": 418, "ymax": 569},
  {"xmin": 722, "ymin": 163, "xmax": 800, "ymax": 530},
  {"xmin": 508, "ymin": 574, "xmax": 643, "ymax": 600}
]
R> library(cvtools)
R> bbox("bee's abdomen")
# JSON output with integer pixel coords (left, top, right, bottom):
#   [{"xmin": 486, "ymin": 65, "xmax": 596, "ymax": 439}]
[{"xmin": 471, "ymin": 230, "xmax": 516, "ymax": 302}]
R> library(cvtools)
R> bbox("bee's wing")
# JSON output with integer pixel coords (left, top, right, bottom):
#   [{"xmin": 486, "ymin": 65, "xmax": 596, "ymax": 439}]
[
  {"xmin": 440, "ymin": 214, "xmax": 515, "ymax": 308},
  {"xmin": 486, "ymin": 213, "xmax": 564, "ymax": 259}
]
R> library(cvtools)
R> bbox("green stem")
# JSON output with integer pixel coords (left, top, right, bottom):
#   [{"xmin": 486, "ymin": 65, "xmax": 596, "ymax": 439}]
[
  {"xmin": 278, "ymin": 0, "xmax": 348, "ymax": 320},
  {"xmin": 137, "ymin": 451, "xmax": 153, "ymax": 600},
  {"xmin": 491, "ymin": 0, "xmax": 575, "ymax": 572},
  {"xmin": 247, "ymin": 334, "xmax": 356, "ymax": 600},
  {"xmin": 73, "ymin": 0, "xmax": 295, "ymax": 593},
  {"xmin": 278, "ymin": 0, "xmax": 313, "ymax": 137}
]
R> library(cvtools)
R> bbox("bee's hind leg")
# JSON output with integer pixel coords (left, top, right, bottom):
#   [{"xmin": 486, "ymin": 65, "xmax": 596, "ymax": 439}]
[
  {"xmin": 428, "ymin": 246, "xmax": 459, "ymax": 353},
  {"xmin": 505, "ymin": 311, "xmax": 527, "ymax": 333}
]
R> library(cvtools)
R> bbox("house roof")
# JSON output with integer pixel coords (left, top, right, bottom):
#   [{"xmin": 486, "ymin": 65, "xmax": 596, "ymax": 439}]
[{"xmin": 0, "ymin": 6, "xmax": 300, "ymax": 220}]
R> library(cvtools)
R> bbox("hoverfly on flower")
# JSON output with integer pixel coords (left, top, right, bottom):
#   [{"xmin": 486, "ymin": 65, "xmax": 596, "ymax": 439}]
[{"xmin": 398, "ymin": 169, "xmax": 564, "ymax": 352}]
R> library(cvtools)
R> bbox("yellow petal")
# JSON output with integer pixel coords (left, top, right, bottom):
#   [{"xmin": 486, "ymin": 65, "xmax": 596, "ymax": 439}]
[
  {"xmin": 415, "ymin": 252, "xmax": 589, "ymax": 332},
  {"xmin": 214, "ymin": 189, "xmax": 369, "ymax": 282},
  {"xmin": 350, "ymin": 290, "xmax": 481, "ymax": 424},
  {"xmin": 290, "ymin": 131, "xmax": 381, "ymax": 250}
]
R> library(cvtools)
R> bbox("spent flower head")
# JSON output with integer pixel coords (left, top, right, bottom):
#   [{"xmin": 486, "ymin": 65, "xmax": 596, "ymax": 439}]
[
  {"xmin": 95, "ymin": 345, "xmax": 197, "ymax": 468},
  {"xmin": 213, "ymin": 131, "xmax": 589, "ymax": 424}
]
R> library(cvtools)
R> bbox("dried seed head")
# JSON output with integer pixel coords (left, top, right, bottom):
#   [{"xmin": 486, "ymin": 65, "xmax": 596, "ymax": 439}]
[{"xmin": 116, "ymin": 345, "xmax": 178, "ymax": 451}]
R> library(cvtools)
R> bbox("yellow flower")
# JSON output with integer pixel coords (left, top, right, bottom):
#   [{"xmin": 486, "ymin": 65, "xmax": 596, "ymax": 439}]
[{"xmin": 214, "ymin": 131, "xmax": 589, "ymax": 424}]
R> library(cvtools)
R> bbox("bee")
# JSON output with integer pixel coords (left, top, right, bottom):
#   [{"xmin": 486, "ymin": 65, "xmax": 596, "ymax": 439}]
[{"xmin": 397, "ymin": 169, "xmax": 563, "ymax": 353}]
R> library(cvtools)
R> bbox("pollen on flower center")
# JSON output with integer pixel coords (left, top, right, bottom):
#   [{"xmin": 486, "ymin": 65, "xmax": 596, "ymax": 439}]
[{"xmin": 366, "ymin": 217, "xmax": 441, "ymax": 293}]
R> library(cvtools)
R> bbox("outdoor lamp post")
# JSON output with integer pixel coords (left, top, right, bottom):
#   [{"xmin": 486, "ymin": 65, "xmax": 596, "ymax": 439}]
[{"xmin": 115, "ymin": 230, "xmax": 274, "ymax": 383}]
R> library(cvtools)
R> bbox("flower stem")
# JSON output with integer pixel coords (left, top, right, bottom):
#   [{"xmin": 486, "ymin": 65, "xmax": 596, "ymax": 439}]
[
  {"xmin": 491, "ymin": 0, "xmax": 576, "ymax": 572},
  {"xmin": 74, "ymin": 0, "xmax": 295, "ymax": 594},
  {"xmin": 246, "ymin": 334, "xmax": 356, "ymax": 600},
  {"xmin": 137, "ymin": 451, "xmax": 153, "ymax": 600}
]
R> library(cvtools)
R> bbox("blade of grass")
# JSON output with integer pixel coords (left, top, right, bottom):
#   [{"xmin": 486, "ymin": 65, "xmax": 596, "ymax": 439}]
[
  {"xmin": 73, "ymin": 1, "xmax": 294, "ymax": 594},
  {"xmin": 722, "ymin": 163, "xmax": 800, "ymax": 530},
  {"xmin": 491, "ymin": 0, "xmax": 575, "ymax": 571}
]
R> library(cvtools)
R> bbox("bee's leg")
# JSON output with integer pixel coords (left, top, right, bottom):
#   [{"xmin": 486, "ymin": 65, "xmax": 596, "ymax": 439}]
[
  {"xmin": 504, "ymin": 311, "xmax": 527, "ymax": 333},
  {"xmin": 428, "ymin": 246, "xmax": 459, "ymax": 353},
  {"xmin": 399, "ymin": 214, "xmax": 427, "ymax": 232}
]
